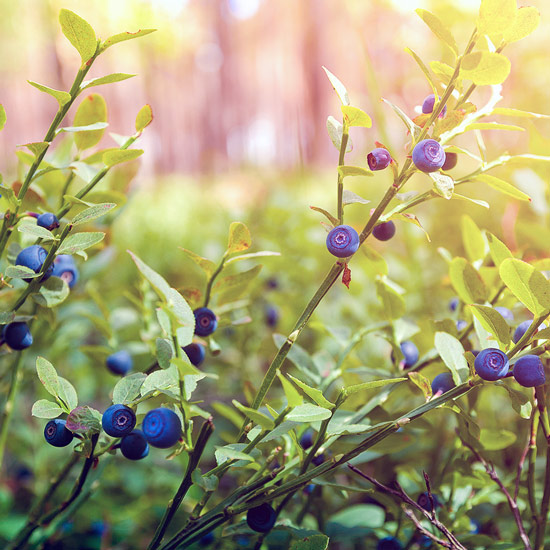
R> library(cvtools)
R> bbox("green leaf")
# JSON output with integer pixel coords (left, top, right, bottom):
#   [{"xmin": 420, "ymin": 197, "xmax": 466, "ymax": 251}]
[
  {"xmin": 28, "ymin": 81, "xmax": 71, "ymax": 107},
  {"xmin": 337, "ymin": 166, "xmax": 373, "ymax": 178},
  {"xmin": 491, "ymin": 107, "xmax": 550, "ymax": 120},
  {"xmin": 473, "ymin": 174, "xmax": 531, "ymax": 202},
  {"xmin": 23, "ymin": 142, "xmax": 49, "ymax": 157},
  {"xmin": 405, "ymin": 47, "xmax": 438, "ymax": 97},
  {"xmin": 329, "ymin": 505, "xmax": 385, "ymax": 529},
  {"xmin": 502, "ymin": 6, "xmax": 540, "ymax": 43},
  {"xmin": 72, "ymin": 94, "xmax": 107, "ymax": 151},
  {"xmin": 232, "ymin": 400, "xmax": 274, "ymax": 430},
  {"xmin": 430, "ymin": 172, "xmax": 454, "ymax": 199},
  {"xmin": 287, "ymin": 374, "xmax": 334, "ymax": 409},
  {"xmin": 17, "ymin": 223, "xmax": 56, "ymax": 241},
  {"xmin": 103, "ymin": 149, "xmax": 143, "ymax": 167},
  {"xmin": 322, "ymin": 66, "xmax": 350, "ymax": 106},
  {"xmin": 460, "ymin": 52, "xmax": 511, "ymax": 85},
  {"xmin": 212, "ymin": 402, "xmax": 244, "ymax": 429},
  {"xmin": 461, "ymin": 215, "xmax": 486, "ymax": 262},
  {"xmin": 141, "ymin": 365, "xmax": 179, "ymax": 398},
  {"xmin": 451, "ymin": 194, "xmax": 489, "ymax": 209},
  {"xmin": 344, "ymin": 378, "xmax": 407, "ymax": 397},
  {"xmin": 486, "ymin": 232, "xmax": 513, "ymax": 267},
  {"xmin": 478, "ymin": 0, "xmax": 517, "ymax": 38},
  {"xmin": 310, "ymin": 206, "xmax": 338, "ymax": 226},
  {"xmin": 128, "ymin": 251, "xmax": 172, "ymax": 299},
  {"xmin": 100, "ymin": 29, "xmax": 156, "ymax": 51},
  {"xmin": 36, "ymin": 356, "xmax": 60, "ymax": 398},
  {"xmin": 0, "ymin": 105, "xmax": 5, "ymax": 130},
  {"xmin": 499, "ymin": 258, "xmax": 550, "ymax": 315},
  {"xmin": 469, "ymin": 305, "xmax": 511, "ymax": 347},
  {"xmin": 59, "ymin": 9, "xmax": 97, "ymax": 63},
  {"xmin": 80, "ymin": 73, "xmax": 136, "ymax": 91},
  {"xmin": 71, "ymin": 203, "xmax": 116, "ymax": 226},
  {"xmin": 326, "ymin": 116, "xmax": 352, "ymax": 152},
  {"xmin": 342, "ymin": 190, "xmax": 370, "ymax": 206},
  {"xmin": 0, "ymin": 311, "xmax": 15, "ymax": 324},
  {"xmin": 58, "ymin": 232, "xmax": 105, "ymax": 254},
  {"xmin": 179, "ymin": 248, "xmax": 216, "ymax": 278},
  {"xmin": 408, "ymin": 371, "xmax": 432, "ymax": 399},
  {"xmin": 415, "ymin": 9, "xmax": 458, "ymax": 56},
  {"xmin": 287, "ymin": 404, "xmax": 332, "ymax": 423},
  {"xmin": 381, "ymin": 98, "xmax": 418, "ymax": 137},
  {"xmin": 113, "ymin": 373, "xmax": 146, "ymax": 404},
  {"xmin": 156, "ymin": 338, "xmax": 173, "ymax": 369},
  {"xmin": 213, "ymin": 265, "xmax": 262, "ymax": 296},
  {"xmin": 58, "ymin": 122, "xmax": 109, "ymax": 134},
  {"xmin": 225, "ymin": 251, "xmax": 280, "ymax": 264},
  {"xmin": 465, "ymin": 122, "xmax": 524, "ymax": 132},
  {"xmin": 66, "ymin": 405, "xmax": 102, "ymax": 434},
  {"xmin": 31, "ymin": 399, "xmax": 63, "ymax": 419},
  {"xmin": 375, "ymin": 279, "xmax": 405, "ymax": 320},
  {"xmin": 479, "ymin": 428, "xmax": 516, "ymax": 451},
  {"xmin": 290, "ymin": 535, "xmax": 329, "ymax": 550},
  {"xmin": 135, "ymin": 104, "xmax": 153, "ymax": 132},
  {"xmin": 278, "ymin": 372, "xmax": 303, "ymax": 407},
  {"xmin": 341, "ymin": 105, "xmax": 371, "ymax": 128},
  {"xmin": 214, "ymin": 444, "xmax": 255, "ymax": 465},
  {"xmin": 227, "ymin": 221, "xmax": 251, "ymax": 254},
  {"xmin": 183, "ymin": 374, "xmax": 205, "ymax": 401},
  {"xmin": 449, "ymin": 257, "xmax": 487, "ymax": 304},
  {"xmin": 4, "ymin": 265, "xmax": 40, "ymax": 279},
  {"xmin": 166, "ymin": 287, "xmax": 195, "ymax": 344},
  {"xmin": 273, "ymin": 334, "xmax": 319, "ymax": 384},
  {"xmin": 58, "ymin": 377, "xmax": 78, "ymax": 411},
  {"xmin": 495, "ymin": 381, "xmax": 532, "ymax": 419},
  {"xmin": 33, "ymin": 276, "xmax": 70, "ymax": 308},
  {"xmin": 434, "ymin": 332, "xmax": 469, "ymax": 385}
]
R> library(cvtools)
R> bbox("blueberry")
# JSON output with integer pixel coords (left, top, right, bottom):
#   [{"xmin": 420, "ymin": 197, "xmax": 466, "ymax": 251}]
[
  {"xmin": 400, "ymin": 341, "xmax": 419, "ymax": 368},
  {"xmin": 299, "ymin": 429, "xmax": 314, "ymax": 450},
  {"xmin": 456, "ymin": 320, "xmax": 468, "ymax": 331},
  {"xmin": 312, "ymin": 453, "xmax": 325, "ymax": 466},
  {"xmin": 431, "ymin": 372, "xmax": 455, "ymax": 395},
  {"xmin": 449, "ymin": 297, "xmax": 459, "ymax": 312},
  {"xmin": 367, "ymin": 148, "xmax": 392, "ymax": 171},
  {"xmin": 495, "ymin": 306, "xmax": 514, "ymax": 322},
  {"xmin": 15, "ymin": 245, "xmax": 54, "ymax": 282},
  {"xmin": 265, "ymin": 305, "xmax": 279, "ymax": 328},
  {"xmin": 52, "ymin": 255, "xmax": 78, "ymax": 288},
  {"xmin": 182, "ymin": 343, "xmax": 206, "ymax": 366},
  {"xmin": 326, "ymin": 225, "xmax": 360, "ymax": 258},
  {"xmin": 120, "ymin": 429, "xmax": 149, "ymax": 460},
  {"xmin": 36, "ymin": 213, "xmax": 60, "ymax": 231},
  {"xmin": 194, "ymin": 307, "xmax": 218, "ymax": 337},
  {"xmin": 474, "ymin": 348, "xmax": 509, "ymax": 381},
  {"xmin": 2, "ymin": 322, "xmax": 33, "ymax": 350},
  {"xmin": 142, "ymin": 407, "xmax": 182, "ymax": 448},
  {"xmin": 513, "ymin": 320, "xmax": 546, "ymax": 344},
  {"xmin": 469, "ymin": 519, "xmax": 481, "ymax": 534},
  {"xmin": 246, "ymin": 503, "xmax": 276, "ymax": 533},
  {"xmin": 106, "ymin": 351, "xmax": 133, "ymax": 376},
  {"xmin": 199, "ymin": 532, "xmax": 215, "ymax": 546},
  {"xmin": 373, "ymin": 221, "xmax": 396, "ymax": 241},
  {"xmin": 377, "ymin": 537, "xmax": 403, "ymax": 550},
  {"xmin": 44, "ymin": 419, "xmax": 74, "ymax": 447},
  {"xmin": 513, "ymin": 355, "xmax": 546, "ymax": 387},
  {"xmin": 417, "ymin": 491, "xmax": 441, "ymax": 512},
  {"xmin": 421, "ymin": 94, "xmax": 447, "ymax": 117},
  {"xmin": 266, "ymin": 277, "xmax": 279, "ymax": 290},
  {"xmin": 101, "ymin": 404, "xmax": 136, "ymax": 438},
  {"xmin": 303, "ymin": 484, "xmax": 315, "ymax": 495},
  {"xmin": 412, "ymin": 139, "xmax": 446, "ymax": 173},
  {"xmin": 89, "ymin": 521, "xmax": 107, "ymax": 537},
  {"xmin": 441, "ymin": 152, "xmax": 457, "ymax": 171}
]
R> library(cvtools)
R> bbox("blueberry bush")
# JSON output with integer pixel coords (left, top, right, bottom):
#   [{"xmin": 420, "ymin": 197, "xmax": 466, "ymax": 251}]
[{"xmin": 1, "ymin": 3, "xmax": 550, "ymax": 550}]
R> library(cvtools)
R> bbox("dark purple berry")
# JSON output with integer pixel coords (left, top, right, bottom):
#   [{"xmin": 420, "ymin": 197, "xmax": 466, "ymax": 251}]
[
  {"xmin": 44, "ymin": 419, "xmax": 74, "ymax": 447},
  {"xmin": 367, "ymin": 148, "xmax": 392, "ymax": 171},
  {"xmin": 326, "ymin": 225, "xmax": 360, "ymax": 258},
  {"xmin": 422, "ymin": 94, "xmax": 447, "ymax": 117},
  {"xmin": 299, "ymin": 430, "xmax": 314, "ymax": 450},
  {"xmin": 513, "ymin": 355, "xmax": 546, "ymax": 387},
  {"xmin": 431, "ymin": 372, "xmax": 455, "ymax": 395},
  {"xmin": 441, "ymin": 152, "xmax": 457, "ymax": 171},
  {"xmin": 2, "ymin": 322, "xmax": 33, "ymax": 350},
  {"xmin": 400, "ymin": 341, "xmax": 419, "ymax": 368},
  {"xmin": 142, "ymin": 407, "xmax": 182, "ymax": 448},
  {"xmin": 412, "ymin": 139, "xmax": 446, "ymax": 173},
  {"xmin": 36, "ymin": 212, "xmax": 60, "ymax": 231},
  {"xmin": 106, "ymin": 351, "xmax": 133, "ymax": 376},
  {"xmin": 265, "ymin": 305, "xmax": 279, "ymax": 328},
  {"xmin": 377, "ymin": 537, "xmax": 403, "ymax": 550},
  {"xmin": 194, "ymin": 307, "xmax": 218, "ymax": 337},
  {"xmin": 52, "ymin": 255, "xmax": 78, "ymax": 288},
  {"xmin": 199, "ymin": 532, "xmax": 215, "ymax": 546},
  {"xmin": 474, "ymin": 348, "xmax": 509, "ymax": 381},
  {"xmin": 417, "ymin": 491, "xmax": 441, "ymax": 512},
  {"xmin": 15, "ymin": 245, "xmax": 54, "ymax": 282},
  {"xmin": 183, "ymin": 343, "xmax": 206, "ymax": 366},
  {"xmin": 373, "ymin": 221, "xmax": 396, "ymax": 241},
  {"xmin": 246, "ymin": 503, "xmax": 276, "ymax": 533},
  {"xmin": 101, "ymin": 404, "xmax": 136, "ymax": 438},
  {"xmin": 513, "ymin": 320, "xmax": 546, "ymax": 344},
  {"xmin": 120, "ymin": 429, "xmax": 149, "ymax": 460},
  {"xmin": 312, "ymin": 453, "xmax": 325, "ymax": 466}
]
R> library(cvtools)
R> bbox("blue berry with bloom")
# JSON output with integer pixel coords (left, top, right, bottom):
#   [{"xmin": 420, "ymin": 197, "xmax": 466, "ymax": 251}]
[
  {"xmin": 326, "ymin": 225, "xmax": 360, "ymax": 258},
  {"xmin": 367, "ymin": 148, "xmax": 392, "ymax": 171},
  {"xmin": 36, "ymin": 212, "xmax": 60, "ymax": 231},
  {"xmin": 52, "ymin": 255, "xmax": 79, "ymax": 288},
  {"xmin": 412, "ymin": 139, "xmax": 446, "ymax": 173},
  {"xmin": 513, "ymin": 320, "xmax": 546, "ymax": 344},
  {"xmin": 2, "ymin": 322, "xmax": 33, "ymax": 350},
  {"xmin": 373, "ymin": 221, "xmax": 396, "ymax": 241},
  {"xmin": 44, "ymin": 419, "xmax": 74, "ymax": 447},
  {"xmin": 265, "ymin": 305, "xmax": 279, "ymax": 327},
  {"xmin": 399, "ymin": 341, "xmax": 419, "ymax": 368},
  {"xmin": 106, "ymin": 350, "xmax": 133, "ymax": 376},
  {"xmin": 246, "ymin": 503, "xmax": 276, "ymax": 533},
  {"xmin": 102, "ymin": 404, "xmax": 136, "ymax": 438},
  {"xmin": 300, "ymin": 429, "xmax": 314, "ymax": 449},
  {"xmin": 431, "ymin": 372, "xmax": 455, "ymax": 395},
  {"xmin": 120, "ymin": 429, "xmax": 149, "ymax": 460},
  {"xmin": 143, "ymin": 407, "xmax": 182, "ymax": 448},
  {"xmin": 474, "ymin": 348, "xmax": 509, "ymax": 381},
  {"xmin": 183, "ymin": 343, "xmax": 206, "ymax": 366},
  {"xmin": 495, "ymin": 306, "xmax": 514, "ymax": 321},
  {"xmin": 513, "ymin": 355, "xmax": 546, "ymax": 387},
  {"xmin": 194, "ymin": 307, "xmax": 218, "ymax": 337},
  {"xmin": 15, "ymin": 245, "xmax": 54, "ymax": 282},
  {"xmin": 421, "ymin": 94, "xmax": 447, "ymax": 117},
  {"xmin": 377, "ymin": 537, "xmax": 403, "ymax": 550},
  {"xmin": 456, "ymin": 320, "xmax": 468, "ymax": 331}
]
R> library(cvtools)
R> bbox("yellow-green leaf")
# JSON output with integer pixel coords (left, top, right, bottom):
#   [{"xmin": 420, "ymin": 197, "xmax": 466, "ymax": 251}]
[
  {"xmin": 491, "ymin": 107, "xmax": 550, "ymax": 120},
  {"xmin": 461, "ymin": 215, "xmax": 486, "ymax": 263},
  {"xmin": 232, "ymin": 400, "xmax": 274, "ymax": 430},
  {"xmin": 478, "ymin": 0, "xmax": 517, "ymax": 38},
  {"xmin": 341, "ymin": 105, "xmax": 372, "ymax": 128},
  {"xmin": 28, "ymin": 81, "xmax": 71, "ymax": 107},
  {"xmin": 136, "ymin": 104, "xmax": 154, "ymax": 132},
  {"xmin": 0, "ymin": 105, "xmax": 5, "ymax": 130},
  {"xmin": 460, "ymin": 52, "xmax": 511, "ymax": 86},
  {"xmin": 465, "ymin": 122, "xmax": 524, "ymax": 132},
  {"xmin": 73, "ymin": 93, "xmax": 107, "ymax": 151},
  {"xmin": 100, "ymin": 29, "xmax": 156, "ymax": 52},
  {"xmin": 469, "ymin": 305, "xmax": 510, "ymax": 347},
  {"xmin": 287, "ymin": 374, "xmax": 334, "ymax": 409},
  {"xmin": 103, "ymin": 149, "xmax": 143, "ymax": 167},
  {"xmin": 474, "ymin": 174, "xmax": 531, "ymax": 202},
  {"xmin": 416, "ymin": 9, "xmax": 458, "ymax": 56},
  {"xmin": 227, "ymin": 222, "xmax": 251, "ymax": 254},
  {"xmin": 486, "ymin": 232, "xmax": 513, "ymax": 267},
  {"xmin": 449, "ymin": 257, "xmax": 487, "ymax": 304},
  {"xmin": 277, "ymin": 372, "xmax": 303, "ymax": 408},
  {"xmin": 375, "ymin": 279, "xmax": 405, "ymax": 320},
  {"xmin": 502, "ymin": 6, "xmax": 540, "ymax": 43},
  {"xmin": 322, "ymin": 66, "xmax": 350, "ymax": 106},
  {"xmin": 59, "ymin": 9, "xmax": 97, "ymax": 64}
]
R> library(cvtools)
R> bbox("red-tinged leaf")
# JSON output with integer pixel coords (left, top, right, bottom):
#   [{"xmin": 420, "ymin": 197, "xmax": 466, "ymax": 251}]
[
  {"xmin": 342, "ymin": 264, "xmax": 351, "ymax": 289},
  {"xmin": 374, "ymin": 141, "xmax": 390, "ymax": 150},
  {"xmin": 412, "ymin": 114, "xmax": 431, "ymax": 128}
]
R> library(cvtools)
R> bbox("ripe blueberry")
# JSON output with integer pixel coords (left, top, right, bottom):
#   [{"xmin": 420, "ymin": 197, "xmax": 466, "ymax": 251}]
[
  {"xmin": 400, "ymin": 341, "xmax": 419, "ymax": 368},
  {"xmin": 456, "ymin": 320, "xmax": 468, "ymax": 331},
  {"xmin": 36, "ymin": 212, "xmax": 60, "ymax": 231},
  {"xmin": 101, "ymin": 404, "xmax": 136, "ymax": 438},
  {"xmin": 44, "ymin": 419, "xmax": 74, "ymax": 447},
  {"xmin": 449, "ymin": 297, "xmax": 459, "ymax": 312},
  {"xmin": 52, "ymin": 255, "xmax": 79, "ymax": 288},
  {"xmin": 377, "ymin": 537, "xmax": 403, "ymax": 550},
  {"xmin": 265, "ymin": 305, "xmax": 279, "ymax": 328},
  {"xmin": 495, "ymin": 306, "xmax": 514, "ymax": 322},
  {"xmin": 2, "ymin": 322, "xmax": 33, "ymax": 350},
  {"xmin": 199, "ymin": 532, "xmax": 215, "ymax": 546},
  {"xmin": 182, "ymin": 343, "xmax": 206, "ymax": 366},
  {"xmin": 15, "ymin": 245, "xmax": 54, "ymax": 282},
  {"xmin": 106, "ymin": 351, "xmax": 133, "ymax": 376},
  {"xmin": 441, "ymin": 152, "xmax": 458, "ymax": 171},
  {"xmin": 299, "ymin": 429, "xmax": 314, "ymax": 450},
  {"xmin": 312, "ymin": 453, "xmax": 325, "ymax": 466},
  {"xmin": 474, "ymin": 348, "xmax": 509, "ymax": 381},
  {"xmin": 120, "ymin": 429, "xmax": 149, "ymax": 460},
  {"xmin": 421, "ymin": 94, "xmax": 447, "ymax": 117},
  {"xmin": 326, "ymin": 225, "xmax": 360, "ymax": 258},
  {"xmin": 303, "ymin": 484, "xmax": 315, "ymax": 495},
  {"xmin": 412, "ymin": 139, "xmax": 446, "ymax": 173},
  {"xmin": 373, "ymin": 221, "xmax": 396, "ymax": 241},
  {"xmin": 513, "ymin": 355, "xmax": 546, "ymax": 387},
  {"xmin": 417, "ymin": 491, "xmax": 441, "ymax": 512},
  {"xmin": 367, "ymin": 148, "xmax": 392, "ymax": 171},
  {"xmin": 246, "ymin": 503, "xmax": 277, "ymax": 533},
  {"xmin": 194, "ymin": 307, "xmax": 218, "ymax": 337},
  {"xmin": 142, "ymin": 407, "xmax": 182, "ymax": 448},
  {"xmin": 513, "ymin": 320, "xmax": 546, "ymax": 344},
  {"xmin": 431, "ymin": 372, "xmax": 455, "ymax": 395}
]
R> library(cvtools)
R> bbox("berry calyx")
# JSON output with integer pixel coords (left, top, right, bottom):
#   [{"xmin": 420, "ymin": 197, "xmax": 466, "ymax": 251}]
[
  {"xmin": 474, "ymin": 348, "xmax": 509, "ymax": 381},
  {"xmin": 15, "ymin": 245, "xmax": 54, "ymax": 282},
  {"xmin": 194, "ymin": 307, "xmax": 218, "ymax": 337},
  {"xmin": 142, "ymin": 407, "xmax": 182, "ymax": 448},
  {"xmin": 431, "ymin": 372, "xmax": 455, "ymax": 396},
  {"xmin": 412, "ymin": 139, "xmax": 446, "ymax": 173},
  {"xmin": 513, "ymin": 355, "xmax": 546, "ymax": 387},
  {"xmin": 373, "ymin": 221, "xmax": 396, "ymax": 241},
  {"xmin": 36, "ymin": 212, "xmax": 60, "ymax": 231},
  {"xmin": 182, "ymin": 343, "xmax": 206, "ymax": 366},
  {"xmin": 367, "ymin": 148, "xmax": 392, "ymax": 171},
  {"xmin": 120, "ymin": 429, "xmax": 149, "ymax": 460},
  {"xmin": 246, "ymin": 503, "xmax": 277, "ymax": 533},
  {"xmin": 106, "ymin": 351, "xmax": 133, "ymax": 376},
  {"xmin": 2, "ymin": 322, "xmax": 33, "ymax": 350},
  {"xmin": 101, "ymin": 404, "xmax": 136, "ymax": 438},
  {"xmin": 421, "ymin": 94, "xmax": 447, "ymax": 117},
  {"xmin": 44, "ymin": 419, "xmax": 74, "ymax": 447},
  {"xmin": 326, "ymin": 225, "xmax": 360, "ymax": 258}
]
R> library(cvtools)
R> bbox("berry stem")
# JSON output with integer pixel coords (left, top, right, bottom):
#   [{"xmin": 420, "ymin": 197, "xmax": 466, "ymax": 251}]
[
  {"xmin": 336, "ymin": 121, "xmax": 349, "ymax": 225},
  {"xmin": 202, "ymin": 254, "xmax": 227, "ymax": 308}
]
